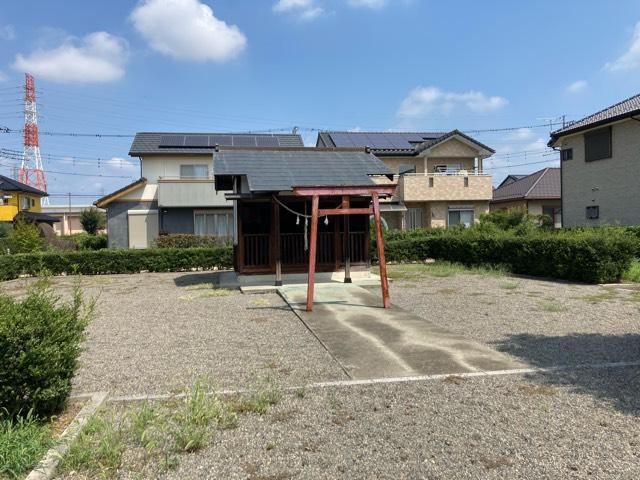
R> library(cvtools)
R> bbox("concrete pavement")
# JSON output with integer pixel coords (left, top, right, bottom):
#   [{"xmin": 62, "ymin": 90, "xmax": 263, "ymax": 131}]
[{"xmin": 278, "ymin": 283, "xmax": 525, "ymax": 379}]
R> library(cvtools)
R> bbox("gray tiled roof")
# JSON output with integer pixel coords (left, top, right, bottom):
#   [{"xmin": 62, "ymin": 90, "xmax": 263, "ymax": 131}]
[
  {"xmin": 317, "ymin": 130, "xmax": 494, "ymax": 155},
  {"xmin": 549, "ymin": 93, "xmax": 640, "ymax": 143},
  {"xmin": 0, "ymin": 174, "xmax": 48, "ymax": 196},
  {"xmin": 213, "ymin": 148, "xmax": 393, "ymax": 192},
  {"xmin": 129, "ymin": 132, "xmax": 304, "ymax": 155},
  {"xmin": 492, "ymin": 168, "xmax": 560, "ymax": 202}
]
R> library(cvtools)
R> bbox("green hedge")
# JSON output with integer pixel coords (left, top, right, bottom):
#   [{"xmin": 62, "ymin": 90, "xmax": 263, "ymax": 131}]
[
  {"xmin": 381, "ymin": 233, "xmax": 636, "ymax": 284},
  {"xmin": 0, "ymin": 247, "xmax": 233, "ymax": 281},
  {"xmin": 1, "ymin": 282, "xmax": 91, "ymax": 418},
  {"xmin": 155, "ymin": 234, "xmax": 227, "ymax": 249}
]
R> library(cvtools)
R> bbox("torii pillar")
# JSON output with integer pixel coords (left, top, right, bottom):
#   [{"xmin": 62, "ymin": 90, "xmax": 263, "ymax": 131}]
[{"xmin": 293, "ymin": 185, "xmax": 396, "ymax": 312}]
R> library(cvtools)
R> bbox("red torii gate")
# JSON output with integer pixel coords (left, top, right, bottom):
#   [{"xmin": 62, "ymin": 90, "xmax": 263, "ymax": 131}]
[{"xmin": 292, "ymin": 185, "xmax": 397, "ymax": 312}]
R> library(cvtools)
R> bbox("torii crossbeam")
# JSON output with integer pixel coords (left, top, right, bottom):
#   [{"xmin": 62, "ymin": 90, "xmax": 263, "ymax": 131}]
[{"xmin": 292, "ymin": 185, "xmax": 397, "ymax": 312}]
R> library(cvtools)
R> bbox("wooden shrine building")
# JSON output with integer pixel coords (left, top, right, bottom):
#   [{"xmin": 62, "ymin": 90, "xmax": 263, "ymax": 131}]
[{"xmin": 213, "ymin": 146, "xmax": 397, "ymax": 310}]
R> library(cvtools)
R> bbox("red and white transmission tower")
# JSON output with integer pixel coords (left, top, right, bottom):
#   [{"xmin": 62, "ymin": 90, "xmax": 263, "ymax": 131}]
[{"xmin": 19, "ymin": 73, "xmax": 47, "ymax": 203}]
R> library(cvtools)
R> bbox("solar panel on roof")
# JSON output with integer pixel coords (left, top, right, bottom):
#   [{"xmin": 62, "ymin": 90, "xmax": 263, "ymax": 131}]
[
  {"xmin": 232, "ymin": 135, "xmax": 257, "ymax": 147},
  {"xmin": 159, "ymin": 135, "xmax": 185, "ymax": 147},
  {"xmin": 328, "ymin": 133, "xmax": 356, "ymax": 147},
  {"xmin": 365, "ymin": 133, "xmax": 394, "ymax": 149},
  {"xmin": 256, "ymin": 136, "xmax": 279, "ymax": 147},
  {"xmin": 184, "ymin": 135, "xmax": 209, "ymax": 147},
  {"xmin": 209, "ymin": 135, "xmax": 232, "ymax": 146}
]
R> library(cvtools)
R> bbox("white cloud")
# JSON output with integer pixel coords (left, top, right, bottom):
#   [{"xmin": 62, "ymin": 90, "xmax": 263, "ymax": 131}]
[
  {"xmin": 105, "ymin": 157, "xmax": 139, "ymax": 173},
  {"xmin": 348, "ymin": 0, "xmax": 387, "ymax": 9},
  {"xmin": 397, "ymin": 86, "xmax": 508, "ymax": 121},
  {"xmin": 13, "ymin": 31, "xmax": 128, "ymax": 83},
  {"xmin": 273, "ymin": 0, "xmax": 324, "ymax": 20},
  {"xmin": 0, "ymin": 71, "xmax": 7, "ymax": 82},
  {"xmin": 0, "ymin": 25, "xmax": 15, "ymax": 40},
  {"xmin": 505, "ymin": 127, "xmax": 535, "ymax": 142},
  {"xmin": 131, "ymin": 0, "xmax": 247, "ymax": 62},
  {"xmin": 567, "ymin": 80, "xmax": 588, "ymax": 93},
  {"xmin": 605, "ymin": 21, "xmax": 640, "ymax": 71}
]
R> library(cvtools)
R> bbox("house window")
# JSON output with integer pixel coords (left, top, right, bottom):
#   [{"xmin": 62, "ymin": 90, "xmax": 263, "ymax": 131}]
[
  {"xmin": 406, "ymin": 207, "xmax": 423, "ymax": 229},
  {"xmin": 180, "ymin": 164, "xmax": 209, "ymax": 179},
  {"xmin": 428, "ymin": 177, "xmax": 434, "ymax": 187},
  {"xmin": 448, "ymin": 208, "xmax": 474, "ymax": 227},
  {"xmin": 560, "ymin": 148, "xmax": 573, "ymax": 161},
  {"xmin": 584, "ymin": 127, "xmax": 611, "ymax": 162},
  {"xmin": 464, "ymin": 177, "xmax": 469, "ymax": 187},
  {"xmin": 194, "ymin": 211, "xmax": 232, "ymax": 238},
  {"xmin": 20, "ymin": 196, "xmax": 30, "ymax": 210},
  {"xmin": 434, "ymin": 164, "xmax": 461, "ymax": 174},
  {"xmin": 586, "ymin": 205, "xmax": 599, "ymax": 220}
]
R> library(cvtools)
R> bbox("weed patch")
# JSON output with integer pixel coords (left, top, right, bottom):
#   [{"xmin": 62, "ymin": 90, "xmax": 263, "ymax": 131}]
[
  {"xmin": 60, "ymin": 378, "xmax": 272, "ymax": 477},
  {"xmin": 0, "ymin": 413, "xmax": 52, "ymax": 479},
  {"xmin": 537, "ymin": 300, "xmax": 568, "ymax": 313}
]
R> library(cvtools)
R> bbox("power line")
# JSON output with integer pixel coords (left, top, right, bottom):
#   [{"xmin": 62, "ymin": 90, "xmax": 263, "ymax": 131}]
[
  {"xmin": 484, "ymin": 158, "xmax": 559, "ymax": 171},
  {"xmin": 0, "ymin": 161, "xmax": 135, "ymax": 178}
]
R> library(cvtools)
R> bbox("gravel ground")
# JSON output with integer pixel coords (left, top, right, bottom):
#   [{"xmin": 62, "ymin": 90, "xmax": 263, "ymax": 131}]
[
  {"xmin": 1, "ymin": 272, "xmax": 347, "ymax": 395},
  {"xmin": 388, "ymin": 272, "xmax": 640, "ymax": 367},
  {"xmin": 5, "ymin": 268, "xmax": 639, "ymax": 479},
  {"xmin": 59, "ymin": 368, "xmax": 640, "ymax": 480},
  {"xmin": 166, "ymin": 370, "xmax": 639, "ymax": 480}
]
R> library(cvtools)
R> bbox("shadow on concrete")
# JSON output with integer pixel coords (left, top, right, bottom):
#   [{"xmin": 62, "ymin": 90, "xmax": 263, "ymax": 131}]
[
  {"xmin": 494, "ymin": 333, "xmax": 640, "ymax": 415},
  {"xmin": 173, "ymin": 271, "xmax": 238, "ymax": 289},
  {"xmin": 174, "ymin": 272, "xmax": 219, "ymax": 288}
]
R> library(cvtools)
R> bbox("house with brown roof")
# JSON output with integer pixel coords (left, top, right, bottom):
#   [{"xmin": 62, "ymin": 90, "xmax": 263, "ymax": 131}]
[
  {"xmin": 316, "ymin": 130, "xmax": 495, "ymax": 229},
  {"xmin": 549, "ymin": 93, "xmax": 640, "ymax": 227},
  {"xmin": 490, "ymin": 168, "xmax": 561, "ymax": 227}
]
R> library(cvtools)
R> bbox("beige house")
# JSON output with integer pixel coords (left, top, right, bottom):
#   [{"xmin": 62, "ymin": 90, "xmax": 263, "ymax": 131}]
[
  {"xmin": 549, "ymin": 93, "xmax": 640, "ymax": 227},
  {"xmin": 95, "ymin": 133, "xmax": 304, "ymax": 248},
  {"xmin": 317, "ymin": 130, "xmax": 494, "ymax": 229},
  {"xmin": 491, "ymin": 168, "xmax": 562, "ymax": 227},
  {"xmin": 41, "ymin": 205, "xmax": 105, "ymax": 236}
]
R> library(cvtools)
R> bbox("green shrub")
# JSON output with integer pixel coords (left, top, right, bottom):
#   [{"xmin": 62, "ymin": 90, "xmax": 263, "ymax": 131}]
[
  {"xmin": 622, "ymin": 259, "xmax": 640, "ymax": 283},
  {"xmin": 7, "ymin": 221, "xmax": 43, "ymax": 254},
  {"xmin": 155, "ymin": 234, "xmax": 228, "ymax": 248},
  {"xmin": 0, "ymin": 280, "xmax": 93, "ymax": 419},
  {"xmin": 381, "ymin": 230, "xmax": 635, "ymax": 284},
  {"xmin": 80, "ymin": 208, "xmax": 106, "ymax": 235},
  {"xmin": 63, "ymin": 233, "xmax": 108, "ymax": 250},
  {"xmin": 0, "ymin": 223, "xmax": 12, "ymax": 238},
  {"xmin": 0, "ymin": 238, "xmax": 10, "ymax": 255},
  {"xmin": 0, "ymin": 247, "xmax": 233, "ymax": 281},
  {"xmin": 479, "ymin": 208, "xmax": 530, "ymax": 230}
]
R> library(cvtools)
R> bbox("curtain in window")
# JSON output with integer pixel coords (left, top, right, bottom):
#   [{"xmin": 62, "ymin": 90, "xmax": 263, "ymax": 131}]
[
  {"xmin": 448, "ymin": 210, "xmax": 474, "ymax": 227},
  {"xmin": 180, "ymin": 164, "xmax": 209, "ymax": 179},
  {"xmin": 195, "ymin": 212, "xmax": 231, "ymax": 238}
]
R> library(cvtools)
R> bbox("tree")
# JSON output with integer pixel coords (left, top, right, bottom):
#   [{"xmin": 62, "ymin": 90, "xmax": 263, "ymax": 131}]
[
  {"xmin": 8, "ymin": 220, "xmax": 43, "ymax": 253},
  {"xmin": 80, "ymin": 208, "xmax": 106, "ymax": 235}
]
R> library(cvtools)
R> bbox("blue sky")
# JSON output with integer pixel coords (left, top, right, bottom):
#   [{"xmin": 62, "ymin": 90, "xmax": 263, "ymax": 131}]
[{"xmin": 1, "ymin": 0, "xmax": 639, "ymax": 204}]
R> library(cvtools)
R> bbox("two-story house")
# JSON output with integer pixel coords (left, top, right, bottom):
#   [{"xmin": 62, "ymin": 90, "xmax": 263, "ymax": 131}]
[
  {"xmin": 96, "ymin": 132, "xmax": 304, "ymax": 248},
  {"xmin": 0, "ymin": 174, "xmax": 57, "ymax": 227},
  {"xmin": 549, "ymin": 93, "xmax": 640, "ymax": 227},
  {"xmin": 316, "ymin": 130, "xmax": 494, "ymax": 229}
]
